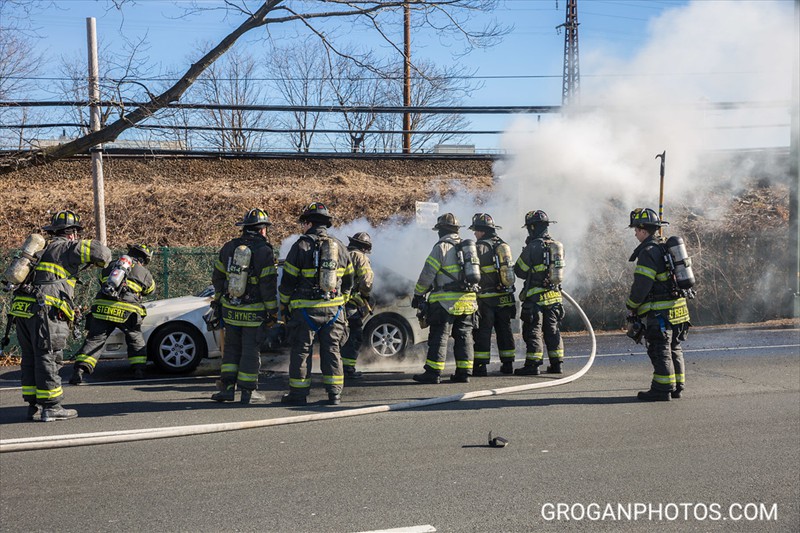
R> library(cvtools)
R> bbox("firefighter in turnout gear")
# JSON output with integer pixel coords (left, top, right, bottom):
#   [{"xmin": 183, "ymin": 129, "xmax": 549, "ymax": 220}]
[
  {"xmin": 514, "ymin": 210, "xmax": 565, "ymax": 376},
  {"xmin": 340, "ymin": 232, "xmax": 374, "ymax": 380},
  {"xmin": 469, "ymin": 214, "xmax": 517, "ymax": 376},
  {"xmin": 7, "ymin": 210, "xmax": 111, "ymax": 421},
  {"xmin": 210, "ymin": 208, "xmax": 278, "ymax": 404},
  {"xmin": 627, "ymin": 208, "xmax": 691, "ymax": 401},
  {"xmin": 279, "ymin": 202, "xmax": 354, "ymax": 406},
  {"xmin": 411, "ymin": 213, "xmax": 478, "ymax": 384},
  {"xmin": 69, "ymin": 244, "xmax": 156, "ymax": 384}
]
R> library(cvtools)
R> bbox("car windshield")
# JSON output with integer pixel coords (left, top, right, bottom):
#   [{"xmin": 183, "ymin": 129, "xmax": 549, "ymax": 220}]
[{"xmin": 195, "ymin": 286, "xmax": 215, "ymax": 298}]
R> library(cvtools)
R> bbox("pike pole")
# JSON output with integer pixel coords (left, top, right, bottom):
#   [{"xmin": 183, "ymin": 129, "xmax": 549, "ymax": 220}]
[{"xmin": 655, "ymin": 151, "xmax": 666, "ymax": 238}]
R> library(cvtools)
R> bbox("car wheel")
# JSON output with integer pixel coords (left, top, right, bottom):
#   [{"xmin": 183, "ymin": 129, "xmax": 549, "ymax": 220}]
[
  {"xmin": 149, "ymin": 323, "xmax": 207, "ymax": 373},
  {"xmin": 362, "ymin": 315, "xmax": 410, "ymax": 359}
]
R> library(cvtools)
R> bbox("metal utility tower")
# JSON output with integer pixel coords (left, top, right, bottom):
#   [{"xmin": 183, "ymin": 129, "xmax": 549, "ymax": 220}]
[{"xmin": 557, "ymin": 0, "xmax": 581, "ymax": 107}]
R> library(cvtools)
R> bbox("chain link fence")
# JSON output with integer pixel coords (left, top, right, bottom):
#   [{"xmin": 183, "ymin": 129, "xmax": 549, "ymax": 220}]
[{"xmin": 0, "ymin": 246, "xmax": 217, "ymax": 358}]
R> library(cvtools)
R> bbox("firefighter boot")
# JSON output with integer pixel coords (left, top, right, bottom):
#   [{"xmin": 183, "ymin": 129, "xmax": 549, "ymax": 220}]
[
  {"xmin": 327, "ymin": 392, "xmax": 342, "ymax": 406},
  {"xmin": 637, "ymin": 389, "xmax": 671, "ymax": 402},
  {"xmin": 500, "ymin": 361, "xmax": 514, "ymax": 374},
  {"xmin": 69, "ymin": 366, "xmax": 87, "ymax": 386},
  {"xmin": 546, "ymin": 361, "xmax": 563, "ymax": 374},
  {"xmin": 449, "ymin": 371, "xmax": 470, "ymax": 383},
  {"xmin": 671, "ymin": 385, "xmax": 685, "ymax": 399},
  {"xmin": 344, "ymin": 366, "xmax": 363, "ymax": 381},
  {"xmin": 240, "ymin": 389, "xmax": 266, "ymax": 404},
  {"xmin": 211, "ymin": 381, "xmax": 236, "ymax": 402},
  {"xmin": 472, "ymin": 363, "xmax": 488, "ymax": 377},
  {"xmin": 412, "ymin": 370, "xmax": 441, "ymax": 384},
  {"xmin": 514, "ymin": 363, "xmax": 541, "ymax": 376},
  {"xmin": 26, "ymin": 403, "xmax": 41, "ymax": 422},
  {"xmin": 41, "ymin": 405, "xmax": 79, "ymax": 422},
  {"xmin": 280, "ymin": 393, "xmax": 308, "ymax": 406}
]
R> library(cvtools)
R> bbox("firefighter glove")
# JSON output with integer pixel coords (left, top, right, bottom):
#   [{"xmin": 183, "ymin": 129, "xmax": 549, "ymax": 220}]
[{"xmin": 411, "ymin": 294, "xmax": 425, "ymax": 309}]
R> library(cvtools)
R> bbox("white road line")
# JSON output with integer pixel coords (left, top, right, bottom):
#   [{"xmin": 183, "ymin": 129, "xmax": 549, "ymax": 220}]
[{"xmin": 353, "ymin": 526, "xmax": 436, "ymax": 533}]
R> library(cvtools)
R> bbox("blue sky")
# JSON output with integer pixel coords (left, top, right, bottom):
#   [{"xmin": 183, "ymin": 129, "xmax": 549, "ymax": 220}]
[{"xmin": 6, "ymin": 0, "xmax": 797, "ymax": 151}]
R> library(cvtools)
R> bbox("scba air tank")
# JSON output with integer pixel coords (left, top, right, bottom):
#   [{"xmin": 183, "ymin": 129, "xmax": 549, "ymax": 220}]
[
  {"xmin": 318, "ymin": 238, "xmax": 339, "ymax": 295},
  {"xmin": 666, "ymin": 235, "xmax": 695, "ymax": 290},
  {"xmin": 546, "ymin": 240, "xmax": 565, "ymax": 287},
  {"xmin": 103, "ymin": 255, "xmax": 134, "ymax": 295},
  {"xmin": 494, "ymin": 242, "xmax": 516, "ymax": 289},
  {"xmin": 459, "ymin": 239, "xmax": 481, "ymax": 287},
  {"xmin": 4, "ymin": 233, "xmax": 47, "ymax": 287},
  {"xmin": 226, "ymin": 245, "xmax": 252, "ymax": 299}
]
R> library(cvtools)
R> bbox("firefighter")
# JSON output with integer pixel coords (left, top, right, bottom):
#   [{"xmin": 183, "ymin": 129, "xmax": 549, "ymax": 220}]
[
  {"xmin": 279, "ymin": 202, "xmax": 354, "ymax": 406},
  {"xmin": 7, "ymin": 210, "xmax": 111, "ymax": 421},
  {"xmin": 69, "ymin": 244, "xmax": 156, "ymax": 384},
  {"xmin": 210, "ymin": 208, "xmax": 278, "ymax": 404},
  {"xmin": 469, "ymin": 213, "xmax": 517, "ymax": 376},
  {"xmin": 341, "ymin": 232, "xmax": 374, "ymax": 380},
  {"xmin": 410, "ymin": 213, "xmax": 478, "ymax": 384},
  {"xmin": 514, "ymin": 210, "xmax": 565, "ymax": 375},
  {"xmin": 627, "ymin": 208, "xmax": 691, "ymax": 401}
]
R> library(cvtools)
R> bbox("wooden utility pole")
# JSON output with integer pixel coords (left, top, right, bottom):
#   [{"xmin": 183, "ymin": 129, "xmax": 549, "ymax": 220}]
[
  {"xmin": 402, "ymin": 1, "xmax": 411, "ymax": 153},
  {"xmin": 87, "ymin": 17, "xmax": 107, "ymax": 244}
]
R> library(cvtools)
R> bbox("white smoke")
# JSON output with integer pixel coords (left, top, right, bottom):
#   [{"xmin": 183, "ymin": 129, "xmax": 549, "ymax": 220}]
[{"xmin": 281, "ymin": 0, "xmax": 796, "ymax": 303}]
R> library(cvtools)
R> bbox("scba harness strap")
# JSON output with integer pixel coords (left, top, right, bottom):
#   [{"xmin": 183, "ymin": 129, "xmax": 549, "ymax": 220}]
[{"xmin": 300, "ymin": 306, "xmax": 343, "ymax": 333}]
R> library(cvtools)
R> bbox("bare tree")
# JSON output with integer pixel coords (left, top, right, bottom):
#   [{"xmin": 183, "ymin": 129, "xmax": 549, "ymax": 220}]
[
  {"xmin": 0, "ymin": 0, "xmax": 505, "ymax": 173},
  {"xmin": 326, "ymin": 50, "xmax": 387, "ymax": 153},
  {"xmin": 193, "ymin": 45, "xmax": 267, "ymax": 152},
  {"xmin": 54, "ymin": 36, "xmax": 152, "ymax": 138},
  {"xmin": 381, "ymin": 60, "xmax": 475, "ymax": 152},
  {"xmin": 0, "ymin": 22, "xmax": 44, "ymax": 149},
  {"xmin": 267, "ymin": 39, "xmax": 330, "ymax": 152}
]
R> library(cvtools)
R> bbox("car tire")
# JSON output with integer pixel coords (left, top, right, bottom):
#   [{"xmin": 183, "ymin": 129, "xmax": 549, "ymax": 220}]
[
  {"xmin": 149, "ymin": 322, "xmax": 207, "ymax": 374},
  {"xmin": 362, "ymin": 315, "xmax": 411, "ymax": 360}
]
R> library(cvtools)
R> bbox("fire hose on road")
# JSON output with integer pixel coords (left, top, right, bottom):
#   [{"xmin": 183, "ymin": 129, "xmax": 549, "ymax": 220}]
[{"xmin": 0, "ymin": 291, "xmax": 596, "ymax": 453}]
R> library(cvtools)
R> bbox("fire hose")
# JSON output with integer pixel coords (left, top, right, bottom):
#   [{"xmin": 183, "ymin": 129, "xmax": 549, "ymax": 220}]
[{"xmin": 0, "ymin": 291, "xmax": 595, "ymax": 453}]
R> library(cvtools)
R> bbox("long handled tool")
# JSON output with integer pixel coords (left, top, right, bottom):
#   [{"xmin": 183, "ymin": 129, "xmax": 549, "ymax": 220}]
[{"xmin": 655, "ymin": 151, "xmax": 666, "ymax": 237}]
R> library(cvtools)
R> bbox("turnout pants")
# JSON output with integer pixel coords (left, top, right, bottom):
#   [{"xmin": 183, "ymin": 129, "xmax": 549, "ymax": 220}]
[
  {"xmin": 473, "ymin": 303, "xmax": 516, "ymax": 365},
  {"xmin": 424, "ymin": 304, "xmax": 475, "ymax": 376},
  {"xmin": 287, "ymin": 306, "xmax": 346, "ymax": 397},
  {"xmin": 16, "ymin": 308, "xmax": 70, "ymax": 407},
  {"xmin": 521, "ymin": 301, "xmax": 564, "ymax": 365},
  {"xmin": 644, "ymin": 313, "xmax": 688, "ymax": 392},
  {"xmin": 220, "ymin": 324, "xmax": 262, "ymax": 392},
  {"xmin": 74, "ymin": 313, "xmax": 146, "ymax": 372},
  {"xmin": 341, "ymin": 305, "xmax": 364, "ymax": 368}
]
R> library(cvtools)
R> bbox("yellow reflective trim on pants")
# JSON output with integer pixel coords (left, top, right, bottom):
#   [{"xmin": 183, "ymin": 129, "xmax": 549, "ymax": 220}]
[
  {"xmin": 342, "ymin": 358, "xmax": 357, "ymax": 366},
  {"xmin": 75, "ymin": 354, "xmax": 98, "ymax": 368},
  {"xmin": 238, "ymin": 372, "xmax": 258, "ymax": 383},
  {"xmin": 323, "ymin": 375, "xmax": 344, "ymax": 386},
  {"xmin": 289, "ymin": 378, "xmax": 311, "ymax": 389},
  {"xmin": 549, "ymin": 349, "xmax": 563, "ymax": 359},
  {"xmin": 499, "ymin": 350, "xmax": 516, "ymax": 358},
  {"xmin": 525, "ymin": 352, "xmax": 543, "ymax": 362},
  {"xmin": 675, "ymin": 373, "xmax": 685, "ymax": 384},
  {"xmin": 456, "ymin": 360, "xmax": 473, "ymax": 370},
  {"xmin": 221, "ymin": 364, "xmax": 239, "ymax": 374},
  {"xmin": 128, "ymin": 356, "xmax": 146, "ymax": 365},
  {"xmin": 426, "ymin": 359, "xmax": 445, "ymax": 371},
  {"xmin": 22, "ymin": 385, "xmax": 36, "ymax": 396},
  {"xmin": 37, "ymin": 386, "xmax": 63, "ymax": 400},
  {"xmin": 474, "ymin": 352, "xmax": 490, "ymax": 362},
  {"xmin": 652, "ymin": 373, "xmax": 676, "ymax": 385}
]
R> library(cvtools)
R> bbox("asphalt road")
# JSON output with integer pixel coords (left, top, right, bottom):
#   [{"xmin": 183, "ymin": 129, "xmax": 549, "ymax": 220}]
[{"xmin": 1, "ymin": 325, "xmax": 798, "ymax": 532}]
